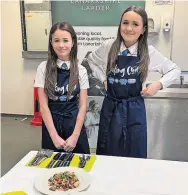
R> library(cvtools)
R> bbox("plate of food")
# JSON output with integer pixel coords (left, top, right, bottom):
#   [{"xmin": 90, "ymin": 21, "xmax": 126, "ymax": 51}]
[{"xmin": 34, "ymin": 167, "xmax": 92, "ymax": 195}]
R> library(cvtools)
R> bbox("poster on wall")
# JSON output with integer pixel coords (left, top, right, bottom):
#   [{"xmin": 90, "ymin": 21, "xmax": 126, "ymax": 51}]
[
  {"xmin": 85, "ymin": 96, "xmax": 104, "ymax": 153},
  {"xmin": 80, "ymin": 51, "xmax": 106, "ymax": 96},
  {"xmin": 76, "ymin": 27, "xmax": 117, "ymax": 97}
]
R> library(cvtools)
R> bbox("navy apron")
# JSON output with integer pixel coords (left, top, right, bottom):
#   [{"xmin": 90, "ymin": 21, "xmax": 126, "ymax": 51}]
[
  {"xmin": 42, "ymin": 67, "xmax": 90, "ymax": 154},
  {"xmin": 96, "ymin": 55, "xmax": 147, "ymax": 158}
]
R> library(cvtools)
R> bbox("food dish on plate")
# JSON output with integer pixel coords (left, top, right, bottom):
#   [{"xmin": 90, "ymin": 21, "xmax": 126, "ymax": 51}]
[{"xmin": 48, "ymin": 171, "xmax": 80, "ymax": 191}]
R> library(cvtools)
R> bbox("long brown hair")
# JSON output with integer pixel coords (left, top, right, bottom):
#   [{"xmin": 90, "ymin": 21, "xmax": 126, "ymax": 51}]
[
  {"xmin": 107, "ymin": 6, "xmax": 150, "ymax": 83},
  {"xmin": 44, "ymin": 21, "xmax": 78, "ymax": 100}
]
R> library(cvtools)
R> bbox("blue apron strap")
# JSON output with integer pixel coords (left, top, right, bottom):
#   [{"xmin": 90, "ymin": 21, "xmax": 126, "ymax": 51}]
[{"xmin": 100, "ymin": 100, "xmax": 117, "ymax": 149}]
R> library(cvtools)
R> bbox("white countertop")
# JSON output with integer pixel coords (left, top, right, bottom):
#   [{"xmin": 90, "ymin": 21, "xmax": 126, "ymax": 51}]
[
  {"xmin": 1, "ymin": 151, "xmax": 188, "ymax": 195},
  {"xmin": 143, "ymin": 88, "xmax": 188, "ymax": 99}
]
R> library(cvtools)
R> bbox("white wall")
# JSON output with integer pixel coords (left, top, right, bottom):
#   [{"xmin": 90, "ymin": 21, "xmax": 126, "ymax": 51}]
[
  {"xmin": 171, "ymin": 1, "xmax": 188, "ymax": 74},
  {"xmin": 145, "ymin": 0, "xmax": 188, "ymax": 83},
  {"xmin": 1, "ymin": 1, "xmax": 44, "ymax": 115},
  {"xmin": 1, "ymin": 1, "xmax": 187, "ymax": 115},
  {"xmin": 0, "ymin": 0, "xmax": 2, "ymax": 116},
  {"xmin": 145, "ymin": 0, "xmax": 175, "ymax": 82}
]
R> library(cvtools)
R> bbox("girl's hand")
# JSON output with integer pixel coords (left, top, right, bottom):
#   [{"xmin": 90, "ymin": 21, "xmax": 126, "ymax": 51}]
[
  {"xmin": 141, "ymin": 81, "xmax": 162, "ymax": 96},
  {"xmin": 64, "ymin": 134, "xmax": 79, "ymax": 152},
  {"xmin": 51, "ymin": 133, "xmax": 66, "ymax": 149},
  {"xmin": 103, "ymin": 80, "xmax": 107, "ymax": 90}
]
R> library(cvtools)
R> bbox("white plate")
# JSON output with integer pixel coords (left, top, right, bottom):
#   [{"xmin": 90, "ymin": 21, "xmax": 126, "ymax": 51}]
[{"xmin": 34, "ymin": 167, "xmax": 92, "ymax": 195}]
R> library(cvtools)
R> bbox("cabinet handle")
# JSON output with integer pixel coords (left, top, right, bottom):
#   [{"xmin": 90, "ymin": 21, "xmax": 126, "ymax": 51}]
[{"xmin": 45, "ymin": 29, "xmax": 47, "ymax": 35}]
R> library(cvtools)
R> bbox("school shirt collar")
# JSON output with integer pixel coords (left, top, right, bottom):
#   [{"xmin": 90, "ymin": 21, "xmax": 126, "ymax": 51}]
[
  {"xmin": 56, "ymin": 59, "xmax": 70, "ymax": 69},
  {"xmin": 120, "ymin": 41, "xmax": 138, "ymax": 56}
]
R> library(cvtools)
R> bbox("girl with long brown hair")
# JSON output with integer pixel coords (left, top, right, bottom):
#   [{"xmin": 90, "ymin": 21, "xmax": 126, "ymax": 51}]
[
  {"xmin": 87, "ymin": 6, "xmax": 181, "ymax": 158},
  {"xmin": 34, "ymin": 21, "xmax": 89, "ymax": 153}
]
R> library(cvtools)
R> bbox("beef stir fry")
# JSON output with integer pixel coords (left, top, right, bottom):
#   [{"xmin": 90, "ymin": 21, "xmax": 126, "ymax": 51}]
[{"xmin": 48, "ymin": 171, "xmax": 80, "ymax": 191}]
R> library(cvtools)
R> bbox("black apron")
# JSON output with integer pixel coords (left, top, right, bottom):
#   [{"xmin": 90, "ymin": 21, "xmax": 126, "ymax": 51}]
[
  {"xmin": 42, "ymin": 67, "xmax": 90, "ymax": 154},
  {"xmin": 96, "ymin": 55, "xmax": 147, "ymax": 158}
]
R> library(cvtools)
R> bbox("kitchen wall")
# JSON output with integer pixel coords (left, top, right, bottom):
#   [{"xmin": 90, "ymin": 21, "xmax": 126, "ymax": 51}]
[{"xmin": 1, "ymin": 0, "xmax": 187, "ymax": 115}]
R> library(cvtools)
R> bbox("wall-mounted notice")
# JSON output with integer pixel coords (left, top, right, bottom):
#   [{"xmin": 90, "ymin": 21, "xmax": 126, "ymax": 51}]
[{"xmin": 153, "ymin": 0, "xmax": 173, "ymax": 5}]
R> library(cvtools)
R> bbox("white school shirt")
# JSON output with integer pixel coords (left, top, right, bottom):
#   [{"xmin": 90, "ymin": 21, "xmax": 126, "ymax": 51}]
[
  {"xmin": 87, "ymin": 39, "xmax": 181, "ymax": 89},
  {"xmin": 34, "ymin": 59, "xmax": 89, "ymax": 89}
]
